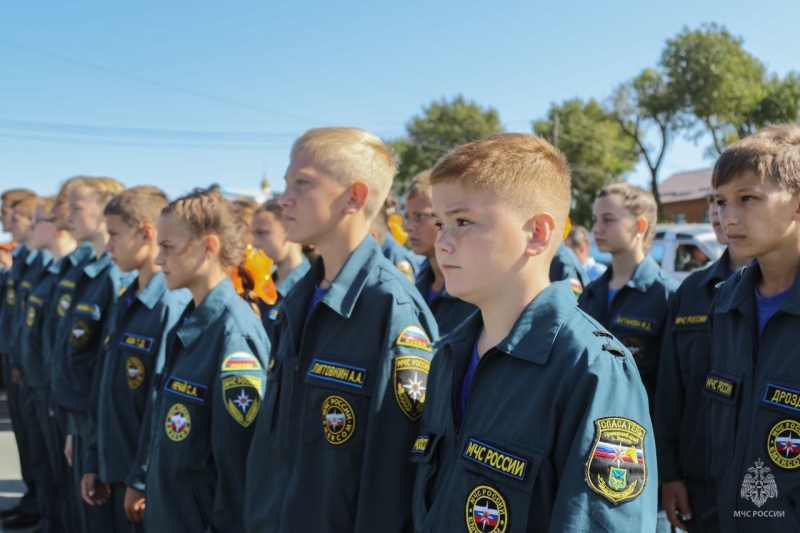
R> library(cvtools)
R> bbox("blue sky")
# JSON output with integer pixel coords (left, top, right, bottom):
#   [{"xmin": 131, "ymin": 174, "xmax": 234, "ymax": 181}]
[{"xmin": 0, "ymin": 0, "xmax": 796, "ymax": 199}]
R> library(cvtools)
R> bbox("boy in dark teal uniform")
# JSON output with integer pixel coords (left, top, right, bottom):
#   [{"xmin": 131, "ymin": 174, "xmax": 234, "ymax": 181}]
[
  {"xmin": 404, "ymin": 169, "xmax": 477, "ymax": 335},
  {"xmin": 79, "ymin": 187, "xmax": 190, "ymax": 532},
  {"xmin": 244, "ymin": 127, "xmax": 437, "ymax": 533},
  {"xmin": 0, "ymin": 188, "xmax": 41, "ymax": 530},
  {"xmin": 411, "ymin": 134, "xmax": 655, "ymax": 532},
  {"xmin": 135, "ymin": 188, "xmax": 268, "ymax": 531},
  {"xmin": 706, "ymin": 124, "xmax": 800, "ymax": 531},
  {"xmin": 655, "ymin": 195, "xmax": 750, "ymax": 532},
  {"xmin": 250, "ymin": 199, "xmax": 310, "ymax": 339},
  {"xmin": 52, "ymin": 177, "xmax": 127, "ymax": 532},
  {"xmin": 550, "ymin": 240, "xmax": 589, "ymax": 297}
]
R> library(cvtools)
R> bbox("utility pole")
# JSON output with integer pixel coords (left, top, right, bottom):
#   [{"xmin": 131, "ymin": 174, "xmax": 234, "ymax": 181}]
[{"xmin": 551, "ymin": 111, "xmax": 559, "ymax": 148}]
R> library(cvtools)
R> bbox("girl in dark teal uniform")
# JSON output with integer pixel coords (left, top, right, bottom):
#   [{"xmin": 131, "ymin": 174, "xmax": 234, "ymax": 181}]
[
  {"xmin": 250, "ymin": 199, "xmax": 309, "ymax": 340},
  {"xmin": 138, "ymin": 187, "xmax": 269, "ymax": 532},
  {"xmin": 579, "ymin": 183, "xmax": 678, "ymax": 411}
]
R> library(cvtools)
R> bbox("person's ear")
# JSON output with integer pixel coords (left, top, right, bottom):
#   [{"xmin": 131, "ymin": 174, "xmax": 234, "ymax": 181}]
[
  {"xmin": 523, "ymin": 212, "xmax": 556, "ymax": 257},
  {"xmin": 345, "ymin": 182, "xmax": 369, "ymax": 214}
]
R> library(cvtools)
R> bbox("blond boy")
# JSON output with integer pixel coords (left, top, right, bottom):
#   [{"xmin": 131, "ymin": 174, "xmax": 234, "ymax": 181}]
[
  {"xmin": 411, "ymin": 134, "xmax": 656, "ymax": 532},
  {"xmin": 244, "ymin": 127, "xmax": 438, "ymax": 532}
]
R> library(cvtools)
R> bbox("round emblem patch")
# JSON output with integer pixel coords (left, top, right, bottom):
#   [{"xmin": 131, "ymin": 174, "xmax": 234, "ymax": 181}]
[
  {"xmin": 321, "ymin": 395, "xmax": 355, "ymax": 445},
  {"xmin": 621, "ymin": 337, "xmax": 646, "ymax": 364},
  {"xmin": 767, "ymin": 419, "xmax": 800, "ymax": 469},
  {"xmin": 465, "ymin": 485, "xmax": 508, "ymax": 533},
  {"xmin": 57, "ymin": 293, "xmax": 72, "ymax": 317},
  {"xmin": 69, "ymin": 318, "xmax": 92, "ymax": 349},
  {"xmin": 26, "ymin": 306, "xmax": 36, "ymax": 327},
  {"xmin": 126, "ymin": 357, "xmax": 145, "ymax": 390},
  {"xmin": 165, "ymin": 403, "xmax": 191, "ymax": 442},
  {"xmin": 6, "ymin": 288, "xmax": 16, "ymax": 306}
]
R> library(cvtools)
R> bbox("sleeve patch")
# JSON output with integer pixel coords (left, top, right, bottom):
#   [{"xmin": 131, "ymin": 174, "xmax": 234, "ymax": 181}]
[
  {"xmin": 222, "ymin": 375, "xmax": 262, "ymax": 427},
  {"xmin": 394, "ymin": 355, "xmax": 430, "ymax": 421},
  {"xmin": 396, "ymin": 325, "xmax": 432, "ymax": 352},
  {"xmin": 585, "ymin": 417, "xmax": 647, "ymax": 505},
  {"xmin": 221, "ymin": 352, "xmax": 262, "ymax": 372}
]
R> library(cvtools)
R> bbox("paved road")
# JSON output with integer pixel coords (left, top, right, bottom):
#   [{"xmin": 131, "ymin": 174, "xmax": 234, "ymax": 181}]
[{"xmin": 0, "ymin": 392, "xmax": 36, "ymax": 532}]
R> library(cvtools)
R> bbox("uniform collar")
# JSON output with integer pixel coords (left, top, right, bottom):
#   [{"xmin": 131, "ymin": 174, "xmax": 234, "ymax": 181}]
[
  {"xmin": 714, "ymin": 259, "xmax": 800, "ymax": 317},
  {"xmin": 290, "ymin": 236, "xmax": 385, "ymax": 319},
  {"xmin": 11, "ymin": 244, "xmax": 27, "ymax": 259},
  {"xmin": 24, "ymin": 249, "xmax": 39, "ymax": 265},
  {"xmin": 588, "ymin": 254, "xmax": 661, "ymax": 296},
  {"xmin": 176, "ymin": 277, "xmax": 233, "ymax": 348},
  {"xmin": 438, "ymin": 281, "xmax": 578, "ymax": 365},
  {"xmin": 69, "ymin": 242, "xmax": 95, "ymax": 266},
  {"xmin": 416, "ymin": 259, "xmax": 456, "ymax": 300},
  {"xmin": 276, "ymin": 258, "xmax": 310, "ymax": 297},
  {"xmin": 131, "ymin": 271, "xmax": 168, "ymax": 310},
  {"xmin": 83, "ymin": 252, "xmax": 113, "ymax": 278},
  {"xmin": 694, "ymin": 248, "xmax": 733, "ymax": 289}
]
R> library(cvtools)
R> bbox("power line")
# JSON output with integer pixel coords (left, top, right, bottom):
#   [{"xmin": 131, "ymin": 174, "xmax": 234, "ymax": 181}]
[{"xmin": 0, "ymin": 38, "xmax": 319, "ymax": 124}]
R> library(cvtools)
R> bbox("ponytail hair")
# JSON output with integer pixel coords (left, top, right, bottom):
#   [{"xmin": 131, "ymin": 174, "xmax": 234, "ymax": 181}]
[{"xmin": 162, "ymin": 186, "xmax": 262, "ymax": 315}]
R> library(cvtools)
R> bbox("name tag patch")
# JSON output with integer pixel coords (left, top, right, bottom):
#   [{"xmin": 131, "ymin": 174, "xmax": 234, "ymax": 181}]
[
  {"xmin": 674, "ymin": 314, "xmax": 708, "ymax": 327},
  {"xmin": 613, "ymin": 315, "xmax": 655, "ymax": 333},
  {"xmin": 462, "ymin": 438, "xmax": 530, "ymax": 482},
  {"xmin": 75, "ymin": 302, "xmax": 101, "ymax": 319},
  {"xmin": 164, "ymin": 376, "xmax": 208, "ymax": 403},
  {"xmin": 412, "ymin": 435, "xmax": 430, "ymax": 455},
  {"xmin": 764, "ymin": 383, "xmax": 800, "ymax": 413},
  {"xmin": 120, "ymin": 333, "xmax": 154, "ymax": 353},
  {"xmin": 705, "ymin": 374, "xmax": 736, "ymax": 399},
  {"xmin": 307, "ymin": 359, "xmax": 366, "ymax": 389}
]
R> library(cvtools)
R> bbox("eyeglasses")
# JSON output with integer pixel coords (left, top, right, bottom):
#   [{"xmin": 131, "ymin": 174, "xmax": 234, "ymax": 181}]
[
  {"xmin": 402, "ymin": 212, "xmax": 436, "ymax": 224},
  {"xmin": 32, "ymin": 216, "xmax": 56, "ymax": 225}
]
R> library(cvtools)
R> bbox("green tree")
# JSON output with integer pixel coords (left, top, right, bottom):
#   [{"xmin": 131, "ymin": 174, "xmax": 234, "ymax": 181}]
[
  {"xmin": 388, "ymin": 95, "xmax": 502, "ymax": 194},
  {"xmin": 662, "ymin": 24, "xmax": 800, "ymax": 155},
  {"xmin": 533, "ymin": 98, "xmax": 639, "ymax": 227},
  {"xmin": 610, "ymin": 69, "xmax": 685, "ymax": 221}
]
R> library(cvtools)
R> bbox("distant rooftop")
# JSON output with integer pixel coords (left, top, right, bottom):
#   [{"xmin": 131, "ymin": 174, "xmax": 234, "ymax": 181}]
[{"xmin": 659, "ymin": 168, "xmax": 712, "ymax": 204}]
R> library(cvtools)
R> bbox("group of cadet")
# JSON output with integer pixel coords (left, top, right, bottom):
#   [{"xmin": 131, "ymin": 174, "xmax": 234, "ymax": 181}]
[{"xmin": 0, "ymin": 123, "xmax": 798, "ymax": 533}]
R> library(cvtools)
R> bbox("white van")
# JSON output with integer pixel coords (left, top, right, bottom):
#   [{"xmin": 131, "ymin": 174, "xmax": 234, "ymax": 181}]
[{"xmin": 590, "ymin": 223, "xmax": 725, "ymax": 282}]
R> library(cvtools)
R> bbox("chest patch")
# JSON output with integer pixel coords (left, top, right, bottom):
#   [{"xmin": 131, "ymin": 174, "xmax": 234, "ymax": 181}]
[
  {"xmin": 165, "ymin": 403, "xmax": 191, "ymax": 442},
  {"xmin": 465, "ymin": 485, "xmax": 508, "ymax": 533},
  {"xmin": 120, "ymin": 333, "xmax": 154, "ymax": 353},
  {"xmin": 462, "ymin": 438, "xmax": 530, "ymax": 481},
  {"xmin": 767, "ymin": 419, "xmax": 800, "ymax": 470},
  {"xmin": 321, "ymin": 395, "xmax": 355, "ymax": 445},
  {"xmin": 763, "ymin": 383, "xmax": 800, "ymax": 414},
  {"xmin": 613, "ymin": 314, "xmax": 655, "ymax": 333},
  {"xmin": 705, "ymin": 374, "xmax": 736, "ymax": 400},
  {"xmin": 164, "ymin": 376, "xmax": 208, "ymax": 403},
  {"xmin": 307, "ymin": 359, "xmax": 366, "ymax": 389}
]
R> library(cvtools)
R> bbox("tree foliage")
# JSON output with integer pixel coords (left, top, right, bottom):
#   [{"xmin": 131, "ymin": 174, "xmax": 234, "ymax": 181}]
[
  {"xmin": 662, "ymin": 24, "xmax": 799, "ymax": 155},
  {"xmin": 388, "ymin": 95, "xmax": 502, "ymax": 194},
  {"xmin": 610, "ymin": 69, "xmax": 684, "ymax": 221},
  {"xmin": 533, "ymin": 98, "xmax": 639, "ymax": 227}
]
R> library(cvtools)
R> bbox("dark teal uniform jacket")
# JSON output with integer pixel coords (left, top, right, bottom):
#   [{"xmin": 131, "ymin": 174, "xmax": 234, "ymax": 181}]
[
  {"xmin": 10, "ymin": 249, "xmax": 51, "ymax": 368},
  {"xmin": 43, "ymin": 243, "xmax": 95, "ymax": 393},
  {"xmin": 20, "ymin": 256, "xmax": 64, "ymax": 390},
  {"xmin": 412, "ymin": 281, "xmax": 657, "ymax": 532},
  {"xmin": 144, "ymin": 278, "xmax": 269, "ymax": 533},
  {"xmin": 52, "ymin": 252, "xmax": 129, "ymax": 426},
  {"xmin": 244, "ymin": 236, "xmax": 438, "ymax": 533},
  {"xmin": 86, "ymin": 271, "xmax": 191, "ymax": 483},
  {"xmin": 0, "ymin": 244, "xmax": 30, "ymax": 359},
  {"xmin": 381, "ymin": 234, "xmax": 418, "ymax": 283},
  {"xmin": 550, "ymin": 242, "xmax": 589, "ymax": 296},
  {"xmin": 415, "ymin": 258, "xmax": 477, "ymax": 336},
  {"xmin": 707, "ymin": 262, "xmax": 800, "ymax": 531},
  {"xmin": 656, "ymin": 251, "xmax": 731, "ymax": 528},
  {"xmin": 578, "ymin": 255, "xmax": 678, "ymax": 413},
  {"xmin": 258, "ymin": 258, "xmax": 310, "ymax": 341}
]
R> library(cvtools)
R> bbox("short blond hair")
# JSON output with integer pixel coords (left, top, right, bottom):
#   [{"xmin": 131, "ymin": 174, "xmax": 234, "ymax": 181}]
[
  {"xmin": 431, "ymin": 133, "xmax": 572, "ymax": 237},
  {"xmin": 597, "ymin": 183, "xmax": 657, "ymax": 244},
  {"xmin": 405, "ymin": 169, "xmax": 432, "ymax": 201},
  {"xmin": 71, "ymin": 176, "xmax": 125, "ymax": 207},
  {"xmin": 37, "ymin": 196, "xmax": 56, "ymax": 215},
  {"xmin": 105, "ymin": 186, "xmax": 169, "ymax": 229},
  {"xmin": 712, "ymin": 123, "xmax": 800, "ymax": 194},
  {"xmin": 290, "ymin": 127, "xmax": 396, "ymax": 221}
]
